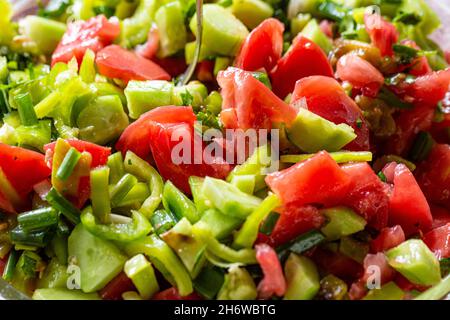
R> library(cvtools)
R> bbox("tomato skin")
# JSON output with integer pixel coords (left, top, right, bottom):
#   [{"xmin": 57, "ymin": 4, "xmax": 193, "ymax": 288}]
[
  {"xmin": 263, "ymin": 205, "xmax": 325, "ymax": 247},
  {"xmin": 423, "ymin": 223, "xmax": 450, "ymax": 259},
  {"xmin": 0, "ymin": 144, "xmax": 51, "ymax": 197},
  {"xmin": 416, "ymin": 144, "xmax": 450, "ymax": 210},
  {"xmin": 255, "ymin": 244, "xmax": 286, "ymax": 299},
  {"xmin": 218, "ymin": 67, "xmax": 297, "ymax": 130},
  {"xmin": 152, "ymin": 287, "xmax": 203, "ymax": 300},
  {"xmin": 335, "ymin": 54, "xmax": 384, "ymax": 97},
  {"xmin": 44, "ymin": 139, "xmax": 111, "ymax": 168},
  {"xmin": 370, "ymin": 225, "xmax": 405, "ymax": 253},
  {"xmin": 51, "ymin": 15, "xmax": 120, "ymax": 66},
  {"xmin": 291, "ymin": 76, "xmax": 370, "ymax": 151},
  {"xmin": 270, "ymin": 36, "xmax": 333, "ymax": 99},
  {"xmin": 430, "ymin": 204, "xmax": 450, "ymax": 229},
  {"xmin": 389, "ymin": 164, "xmax": 432, "ymax": 236},
  {"xmin": 96, "ymin": 45, "xmax": 171, "ymax": 83},
  {"xmin": 265, "ymin": 151, "xmax": 351, "ymax": 207},
  {"xmin": 234, "ymin": 18, "xmax": 284, "ymax": 72},
  {"xmin": 116, "ymin": 106, "xmax": 197, "ymax": 161},
  {"xmin": 404, "ymin": 69, "xmax": 450, "ymax": 106},
  {"xmin": 364, "ymin": 13, "xmax": 398, "ymax": 57},
  {"xmin": 341, "ymin": 162, "xmax": 389, "ymax": 230},
  {"xmin": 99, "ymin": 272, "xmax": 135, "ymax": 300}
]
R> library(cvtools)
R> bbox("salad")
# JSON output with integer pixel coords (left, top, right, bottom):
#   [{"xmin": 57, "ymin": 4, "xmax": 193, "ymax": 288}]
[{"xmin": 0, "ymin": 0, "xmax": 449, "ymax": 301}]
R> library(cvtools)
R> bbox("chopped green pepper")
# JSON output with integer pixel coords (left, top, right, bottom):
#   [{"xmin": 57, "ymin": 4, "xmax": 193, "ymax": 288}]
[
  {"xmin": 163, "ymin": 180, "xmax": 200, "ymax": 223},
  {"xmin": 124, "ymin": 254, "xmax": 159, "ymax": 299},
  {"xmin": 320, "ymin": 206, "xmax": 367, "ymax": 241}
]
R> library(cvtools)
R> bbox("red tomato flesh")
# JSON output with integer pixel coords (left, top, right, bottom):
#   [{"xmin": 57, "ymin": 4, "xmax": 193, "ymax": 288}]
[
  {"xmin": 99, "ymin": 272, "xmax": 135, "ymax": 300},
  {"xmin": 370, "ymin": 225, "xmax": 405, "ymax": 253},
  {"xmin": 255, "ymin": 243, "xmax": 286, "ymax": 299},
  {"xmin": 152, "ymin": 287, "xmax": 202, "ymax": 300},
  {"xmin": 96, "ymin": 45, "xmax": 171, "ymax": 83},
  {"xmin": 234, "ymin": 18, "xmax": 284, "ymax": 72},
  {"xmin": 270, "ymin": 36, "xmax": 333, "ymax": 99},
  {"xmin": 422, "ymin": 223, "xmax": 450, "ymax": 259},
  {"xmin": 364, "ymin": 13, "xmax": 398, "ymax": 57}
]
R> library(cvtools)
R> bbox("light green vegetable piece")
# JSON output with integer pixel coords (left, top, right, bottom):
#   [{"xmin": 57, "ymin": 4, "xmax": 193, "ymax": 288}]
[
  {"xmin": 300, "ymin": 19, "xmax": 332, "ymax": 54},
  {"xmin": 217, "ymin": 265, "xmax": 257, "ymax": 300},
  {"xmin": 386, "ymin": 239, "xmax": 441, "ymax": 286},
  {"xmin": 231, "ymin": 0, "xmax": 274, "ymax": 30},
  {"xmin": 19, "ymin": 16, "xmax": 66, "ymax": 55},
  {"xmin": 32, "ymin": 288, "xmax": 101, "ymax": 300},
  {"xmin": 124, "ymin": 254, "xmax": 159, "ymax": 299},
  {"xmin": 284, "ymin": 253, "xmax": 320, "ymax": 300},
  {"xmin": 155, "ymin": 1, "xmax": 187, "ymax": 58},
  {"xmin": 363, "ymin": 282, "xmax": 405, "ymax": 300},
  {"xmin": 320, "ymin": 206, "xmax": 367, "ymax": 241}
]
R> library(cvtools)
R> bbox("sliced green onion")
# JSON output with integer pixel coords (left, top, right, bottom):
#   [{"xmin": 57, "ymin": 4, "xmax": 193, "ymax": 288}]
[
  {"xmin": 193, "ymin": 266, "xmax": 225, "ymax": 299},
  {"xmin": 415, "ymin": 274, "xmax": 450, "ymax": 300},
  {"xmin": 377, "ymin": 171, "xmax": 387, "ymax": 182},
  {"xmin": 56, "ymin": 218, "xmax": 70, "ymax": 236},
  {"xmin": 409, "ymin": 131, "xmax": 434, "ymax": 162},
  {"xmin": 259, "ymin": 211, "xmax": 280, "ymax": 236},
  {"xmin": 0, "ymin": 89, "xmax": 10, "ymax": 114},
  {"xmin": 115, "ymin": 182, "xmax": 150, "ymax": 208},
  {"xmin": 56, "ymin": 147, "xmax": 81, "ymax": 181},
  {"xmin": 90, "ymin": 166, "xmax": 111, "ymax": 224},
  {"xmin": 377, "ymin": 86, "xmax": 413, "ymax": 110},
  {"xmin": 46, "ymin": 187, "xmax": 80, "ymax": 224},
  {"xmin": 281, "ymin": 151, "xmax": 372, "ymax": 164},
  {"xmin": 17, "ymin": 207, "xmax": 58, "ymax": 232},
  {"xmin": 34, "ymin": 91, "xmax": 60, "ymax": 118},
  {"xmin": 150, "ymin": 209, "xmax": 177, "ymax": 236},
  {"xmin": 2, "ymin": 249, "xmax": 19, "ymax": 281},
  {"xmin": 110, "ymin": 173, "xmax": 138, "ymax": 207},
  {"xmin": 10, "ymin": 226, "xmax": 53, "ymax": 248},
  {"xmin": 277, "ymin": 230, "xmax": 326, "ymax": 261},
  {"xmin": 107, "ymin": 152, "xmax": 125, "ymax": 184},
  {"xmin": 15, "ymin": 92, "xmax": 38, "ymax": 126}
]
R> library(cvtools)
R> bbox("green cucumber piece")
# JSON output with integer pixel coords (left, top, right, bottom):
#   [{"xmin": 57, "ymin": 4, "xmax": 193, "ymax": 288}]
[
  {"xmin": 19, "ymin": 16, "xmax": 66, "ymax": 55},
  {"xmin": 386, "ymin": 239, "xmax": 441, "ymax": 286},
  {"xmin": 217, "ymin": 265, "xmax": 257, "ymax": 300},
  {"xmin": 68, "ymin": 224, "xmax": 127, "ymax": 293},
  {"xmin": 155, "ymin": 1, "xmax": 187, "ymax": 57},
  {"xmin": 36, "ymin": 258, "xmax": 69, "ymax": 289},
  {"xmin": 32, "ymin": 288, "xmax": 100, "ymax": 300},
  {"xmin": 231, "ymin": 0, "xmax": 274, "ymax": 30},
  {"xmin": 124, "ymin": 80, "xmax": 173, "ymax": 119},
  {"xmin": 286, "ymin": 108, "xmax": 356, "ymax": 153},
  {"xmin": 124, "ymin": 254, "xmax": 159, "ymax": 299},
  {"xmin": 363, "ymin": 282, "xmax": 405, "ymax": 300},
  {"xmin": 320, "ymin": 206, "xmax": 367, "ymax": 241},
  {"xmin": 300, "ymin": 19, "xmax": 333, "ymax": 54},
  {"xmin": 185, "ymin": 41, "xmax": 215, "ymax": 64},
  {"xmin": 189, "ymin": 4, "xmax": 249, "ymax": 56},
  {"xmin": 195, "ymin": 209, "xmax": 243, "ymax": 240},
  {"xmin": 284, "ymin": 253, "xmax": 320, "ymax": 300},
  {"xmin": 291, "ymin": 13, "xmax": 312, "ymax": 37}
]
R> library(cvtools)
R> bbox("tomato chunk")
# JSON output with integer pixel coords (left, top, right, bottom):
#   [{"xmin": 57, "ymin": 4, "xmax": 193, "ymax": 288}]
[
  {"xmin": 422, "ymin": 223, "xmax": 450, "ymax": 259},
  {"xmin": 370, "ymin": 225, "xmax": 405, "ymax": 253},
  {"xmin": 430, "ymin": 204, "xmax": 450, "ymax": 229},
  {"xmin": 96, "ymin": 45, "xmax": 171, "ymax": 83},
  {"xmin": 364, "ymin": 13, "xmax": 398, "ymax": 57},
  {"xmin": 265, "ymin": 151, "xmax": 351, "ymax": 207},
  {"xmin": 99, "ymin": 272, "xmax": 135, "ymax": 300},
  {"xmin": 218, "ymin": 67, "xmax": 297, "ymax": 130},
  {"xmin": 51, "ymin": 15, "xmax": 120, "ymax": 66},
  {"xmin": 404, "ymin": 68, "xmax": 450, "ymax": 106},
  {"xmin": 234, "ymin": 18, "xmax": 284, "ymax": 72},
  {"xmin": 341, "ymin": 162, "xmax": 389, "ymax": 230},
  {"xmin": 389, "ymin": 164, "xmax": 432, "ymax": 236},
  {"xmin": 152, "ymin": 287, "xmax": 202, "ymax": 300},
  {"xmin": 255, "ymin": 244, "xmax": 286, "ymax": 299},
  {"xmin": 416, "ymin": 144, "xmax": 450, "ymax": 210},
  {"xmin": 270, "ymin": 36, "xmax": 333, "ymax": 99},
  {"xmin": 335, "ymin": 53, "xmax": 384, "ymax": 97},
  {"xmin": 312, "ymin": 248, "xmax": 363, "ymax": 282},
  {"xmin": 291, "ymin": 76, "xmax": 370, "ymax": 151}
]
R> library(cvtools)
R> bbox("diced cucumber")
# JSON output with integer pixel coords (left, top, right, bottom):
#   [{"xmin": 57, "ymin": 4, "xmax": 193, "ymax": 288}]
[
  {"xmin": 185, "ymin": 41, "xmax": 215, "ymax": 64},
  {"xmin": 16, "ymin": 120, "xmax": 52, "ymax": 151},
  {"xmin": 386, "ymin": 239, "xmax": 441, "ymax": 286},
  {"xmin": 201, "ymin": 177, "xmax": 262, "ymax": 219},
  {"xmin": 231, "ymin": 0, "xmax": 274, "ymax": 30},
  {"xmin": 190, "ymin": 4, "xmax": 249, "ymax": 56},
  {"xmin": 195, "ymin": 209, "xmax": 243, "ymax": 239},
  {"xmin": 32, "ymin": 288, "xmax": 101, "ymax": 300},
  {"xmin": 287, "ymin": 0, "xmax": 321, "ymax": 19},
  {"xmin": 320, "ymin": 206, "xmax": 367, "ymax": 241},
  {"xmin": 36, "ymin": 258, "xmax": 69, "ymax": 289},
  {"xmin": 172, "ymin": 81, "xmax": 208, "ymax": 108},
  {"xmin": 284, "ymin": 253, "xmax": 320, "ymax": 300},
  {"xmin": 189, "ymin": 176, "xmax": 212, "ymax": 214},
  {"xmin": 155, "ymin": 1, "xmax": 187, "ymax": 58},
  {"xmin": 214, "ymin": 57, "xmax": 232, "ymax": 77},
  {"xmin": 77, "ymin": 95, "xmax": 129, "ymax": 145},
  {"xmin": 68, "ymin": 224, "xmax": 127, "ymax": 293},
  {"xmin": 290, "ymin": 13, "xmax": 312, "ymax": 37},
  {"xmin": 217, "ymin": 265, "xmax": 257, "ymax": 300},
  {"xmin": 19, "ymin": 16, "xmax": 66, "ymax": 55},
  {"xmin": 230, "ymin": 175, "xmax": 256, "ymax": 194},
  {"xmin": 124, "ymin": 80, "xmax": 174, "ymax": 119},
  {"xmin": 300, "ymin": 19, "xmax": 333, "ymax": 54},
  {"xmin": 124, "ymin": 254, "xmax": 159, "ymax": 299},
  {"xmin": 363, "ymin": 282, "xmax": 405, "ymax": 300},
  {"xmin": 286, "ymin": 108, "xmax": 357, "ymax": 153}
]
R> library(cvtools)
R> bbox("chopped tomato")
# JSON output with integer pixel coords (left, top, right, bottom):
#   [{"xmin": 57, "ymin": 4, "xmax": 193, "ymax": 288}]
[
  {"xmin": 116, "ymin": 106, "xmax": 197, "ymax": 161},
  {"xmin": 389, "ymin": 163, "xmax": 432, "ymax": 236},
  {"xmin": 51, "ymin": 15, "xmax": 120, "ymax": 66},
  {"xmin": 341, "ymin": 162, "xmax": 389, "ymax": 230},
  {"xmin": 116, "ymin": 106, "xmax": 231, "ymax": 194},
  {"xmin": 44, "ymin": 139, "xmax": 111, "ymax": 168},
  {"xmin": 312, "ymin": 248, "xmax": 363, "ymax": 282},
  {"xmin": 370, "ymin": 225, "xmax": 405, "ymax": 253},
  {"xmin": 196, "ymin": 60, "xmax": 215, "ymax": 83},
  {"xmin": 262, "ymin": 205, "xmax": 325, "ymax": 247},
  {"xmin": 416, "ymin": 144, "xmax": 450, "ymax": 210},
  {"xmin": 218, "ymin": 67, "xmax": 297, "ymax": 130},
  {"xmin": 362, "ymin": 253, "xmax": 396, "ymax": 284},
  {"xmin": 291, "ymin": 76, "xmax": 370, "ymax": 151},
  {"xmin": 135, "ymin": 24, "xmax": 159, "ymax": 59},
  {"xmin": 423, "ymin": 223, "xmax": 450, "ymax": 259},
  {"xmin": 400, "ymin": 40, "xmax": 431, "ymax": 77},
  {"xmin": 335, "ymin": 53, "xmax": 384, "ymax": 97},
  {"xmin": 152, "ymin": 287, "xmax": 202, "ymax": 300},
  {"xmin": 364, "ymin": 13, "xmax": 398, "ymax": 57},
  {"xmin": 99, "ymin": 272, "xmax": 135, "ymax": 300},
  {"xmin": 270, "ymin": 36, "xmax": 333, "ymax": 99},
  {"xmin": 319, "ymin": 20, "xmax": 333, "ymax": 38},
  {"xmin": 265, "ymin": 151, "xmax": 351, "ymax": 207},
  {"xmin": 255, "ymin": 244, "xmax": 286, "ymax": 299},
  {"xmin": 234, "ymin": 18, "xmax": 284, "ymax": 72},
  {"xmin": 394, "ymin": 273, "xmax": 429, "ymax": 292},
  {"xmin": 403, "ymin": 68, "xmax": 450, "ymax": 106},
  {"xmin": 96, "ymin": 45, "xmax": 171, "ymax": 83},
  {"xmin": 0, "ymin": 143, "xmax": 51, "ymax": 197},
  {"xmin": 430, "ymin": 204, "xmax": 450, "ymax": 229},
  {"xmin": 151, "ymin": 57, "xmax": 187, "ymax": 78},
  {"xmin": 0, "ymin": 190, "xmax": 16, "ymax": 214},
  {"xmin": 0, "ymin": 255, "xmax": 7, "ymax": 275}
]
